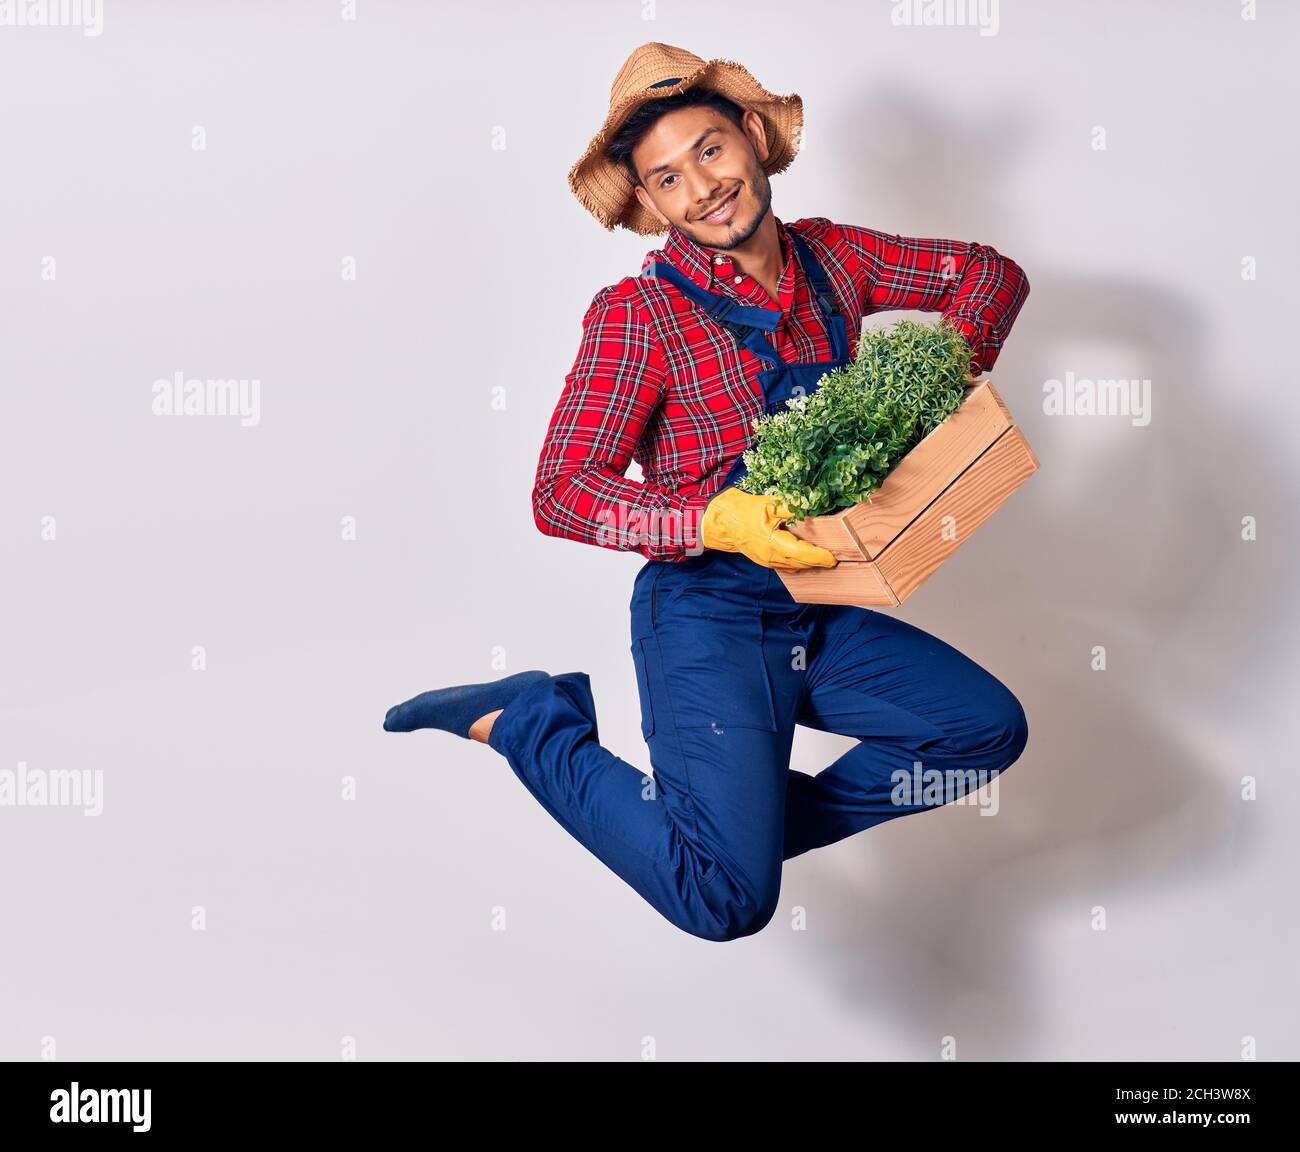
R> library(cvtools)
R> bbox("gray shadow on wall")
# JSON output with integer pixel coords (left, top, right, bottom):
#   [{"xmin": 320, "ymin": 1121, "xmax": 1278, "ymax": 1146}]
[{"xmin": 783, "ymin": 85, "xmax": 1295, "ymax": 1059}]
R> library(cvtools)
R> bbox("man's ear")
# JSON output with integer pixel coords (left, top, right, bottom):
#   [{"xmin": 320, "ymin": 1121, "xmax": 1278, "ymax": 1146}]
[
  {"xmin": 633, "ymin": 184, "xmax": 669, "ymax": 228},
  {"xmin": 742, "ymin": 108, "xmax": 770, "ymax": 165}
]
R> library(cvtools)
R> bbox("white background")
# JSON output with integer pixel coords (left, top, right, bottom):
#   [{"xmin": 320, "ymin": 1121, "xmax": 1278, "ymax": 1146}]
[{"xmin": 1, "ymin": 0, "xmax": 1296, "ymax": 1060}]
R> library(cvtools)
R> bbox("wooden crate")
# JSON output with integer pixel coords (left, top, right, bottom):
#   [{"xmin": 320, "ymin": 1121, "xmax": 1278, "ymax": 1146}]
[{"xmin": 776, "ymin": 378, "xmax": 1038, "ymax": 607}]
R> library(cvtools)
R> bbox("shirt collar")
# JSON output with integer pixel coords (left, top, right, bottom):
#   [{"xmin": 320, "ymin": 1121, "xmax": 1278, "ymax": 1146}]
[{"xmin": 660, "ymin": 213, "xmax": 794, "ymax": 297}]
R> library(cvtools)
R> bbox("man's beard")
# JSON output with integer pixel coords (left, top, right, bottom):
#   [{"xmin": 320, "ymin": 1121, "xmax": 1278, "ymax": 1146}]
[{"xmin": 683, "ymin": 165, "xmax": 773, "ymax": 250}]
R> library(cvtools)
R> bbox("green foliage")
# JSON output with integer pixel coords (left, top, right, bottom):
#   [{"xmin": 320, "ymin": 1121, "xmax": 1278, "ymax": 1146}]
[{"xmin": 736, "ymin": 317, "xmax": 973, "ymax": 520}]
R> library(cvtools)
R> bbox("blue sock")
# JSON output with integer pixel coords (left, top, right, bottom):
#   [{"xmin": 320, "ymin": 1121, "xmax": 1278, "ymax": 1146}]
[{"xmin": 383, "ymin": 669, "xmax": 552, "ymax": 738}]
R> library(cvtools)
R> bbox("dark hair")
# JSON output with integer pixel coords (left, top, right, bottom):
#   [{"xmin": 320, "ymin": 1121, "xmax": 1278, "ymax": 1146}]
[{"xmin": 605, "ymin": 85, "xmax": 748, "ymax": 188}]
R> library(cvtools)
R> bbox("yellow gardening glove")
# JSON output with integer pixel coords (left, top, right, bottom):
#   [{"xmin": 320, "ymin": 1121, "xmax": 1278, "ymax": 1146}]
[{"xmin": 700, "ymin": 487, "xmax": 838, "ymax": 571}]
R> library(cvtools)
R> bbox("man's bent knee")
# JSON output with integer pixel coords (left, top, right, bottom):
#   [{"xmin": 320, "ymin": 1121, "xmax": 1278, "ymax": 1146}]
[
  {"xmin": 1002, "ymin": 695, "xmax": 1029, "ymax": 764},
  {"xmin": 681, "ymin": 876, "xmax": 780, "ymax": 942}
]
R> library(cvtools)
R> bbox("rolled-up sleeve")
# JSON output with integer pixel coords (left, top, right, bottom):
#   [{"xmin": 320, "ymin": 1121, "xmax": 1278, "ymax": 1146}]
[
  {"xmin": 532, "ymin": 285, "xmax": 710, "ymax": 562},
  {"xmin": 837, "ymin": 223, "xmax": 1030, "ymax": 375}
]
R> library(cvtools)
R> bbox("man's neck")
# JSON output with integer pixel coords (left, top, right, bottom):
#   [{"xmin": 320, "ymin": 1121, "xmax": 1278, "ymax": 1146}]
[{"xmin": 710, "ymin": 213, "xmax": 785, "ymax": 303}]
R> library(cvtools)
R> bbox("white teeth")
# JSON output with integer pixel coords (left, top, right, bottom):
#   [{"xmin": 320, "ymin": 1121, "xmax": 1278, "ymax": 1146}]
[{"xmin": 704, "ymin": 190, "xmax": 737, "ymax": 220}]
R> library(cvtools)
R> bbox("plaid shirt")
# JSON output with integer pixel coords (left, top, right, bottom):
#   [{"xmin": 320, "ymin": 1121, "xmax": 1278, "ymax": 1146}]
[{"xmin": 533, "ymin": 215, "xmax": 1030, "ymax": 563}]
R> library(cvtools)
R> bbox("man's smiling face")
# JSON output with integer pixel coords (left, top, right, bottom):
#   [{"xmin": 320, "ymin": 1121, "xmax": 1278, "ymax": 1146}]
[{"xmin": 630, "ymin": 105, "xmax": 774, "ymax": 250}]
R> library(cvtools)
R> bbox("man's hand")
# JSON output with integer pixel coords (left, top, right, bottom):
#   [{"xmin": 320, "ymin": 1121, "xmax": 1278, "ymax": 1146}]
[{"xmin": 700, "ymin": 487, "xmax": 838, "ymax": 571}]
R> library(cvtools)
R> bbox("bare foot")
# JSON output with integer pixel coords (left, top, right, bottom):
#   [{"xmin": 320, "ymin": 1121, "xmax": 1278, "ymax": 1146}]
[{"xmin": 468, "ymin": 709, "xmax": 503, "ymax": 744}]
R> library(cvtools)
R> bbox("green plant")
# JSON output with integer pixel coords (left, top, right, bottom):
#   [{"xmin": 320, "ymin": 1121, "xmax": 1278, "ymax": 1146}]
[{"xmin": 736, "ymin": 317, "xmax": 973, "ymax": 521}]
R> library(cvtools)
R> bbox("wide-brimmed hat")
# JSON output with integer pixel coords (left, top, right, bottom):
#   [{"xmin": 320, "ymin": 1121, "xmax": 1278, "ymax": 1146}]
[{"xmin": 567, "ymin": 42, "xmax": 803, "ymax": 236}]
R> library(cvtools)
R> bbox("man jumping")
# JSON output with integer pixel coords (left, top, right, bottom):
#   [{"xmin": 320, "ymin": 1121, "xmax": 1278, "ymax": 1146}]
[{"xmin": 383, "ymin": 42, "xmax": 1031, "ymax": 942}]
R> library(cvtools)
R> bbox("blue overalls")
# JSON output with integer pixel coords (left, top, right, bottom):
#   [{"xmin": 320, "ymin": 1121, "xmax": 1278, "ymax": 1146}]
[{"xmin": 487, "ymin": 230, "xmax": 1029, "ymax": 942}]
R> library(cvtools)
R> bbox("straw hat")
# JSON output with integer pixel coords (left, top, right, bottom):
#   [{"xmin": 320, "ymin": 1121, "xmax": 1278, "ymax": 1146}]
[{"xmin": 568, "ymin": 42, "xmax": 804, "ymax": 236}]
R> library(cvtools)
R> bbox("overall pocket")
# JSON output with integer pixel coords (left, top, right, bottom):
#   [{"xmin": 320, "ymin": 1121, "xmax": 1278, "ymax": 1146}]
[{"xmin": 650, "ymin": 601, "xmax": 778, "ymax": 733}]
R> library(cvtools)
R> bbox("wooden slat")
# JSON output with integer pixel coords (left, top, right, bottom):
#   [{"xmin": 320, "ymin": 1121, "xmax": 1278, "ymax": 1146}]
[
  {"xmin": 775, "ymin": 559, "xmax": 900, "ymax": 607},
  {"xmin": 776, "ymin": 512, "xmax": 864, "ymax": 561},
  {"xmin": 840, "ymin": 380, "xmax": 1012, "ymax": 558},
  {"xmin": 874, "ymin": 425, "xmax": 1038, "ymax": 602}
]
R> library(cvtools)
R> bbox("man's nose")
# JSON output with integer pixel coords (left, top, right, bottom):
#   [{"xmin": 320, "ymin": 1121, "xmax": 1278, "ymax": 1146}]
[{"xmin": 686, "ymin": 170, "xmax": 725, "ymax": 210}]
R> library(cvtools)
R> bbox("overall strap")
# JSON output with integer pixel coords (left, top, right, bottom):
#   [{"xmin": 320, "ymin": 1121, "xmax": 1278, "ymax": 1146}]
[
  {"xmin": 787, "ymin": 230, "xmax": 851, "ymax": 363},
  {"xmin": 642, "ymin": 259, "xmax": 783, "ymax": 367}
]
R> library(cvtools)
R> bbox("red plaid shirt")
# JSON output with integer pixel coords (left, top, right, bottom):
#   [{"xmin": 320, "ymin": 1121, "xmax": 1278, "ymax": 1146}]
[{"xmin": 533, "ymin": 215, "xmax": 1030, "ymax": 562}]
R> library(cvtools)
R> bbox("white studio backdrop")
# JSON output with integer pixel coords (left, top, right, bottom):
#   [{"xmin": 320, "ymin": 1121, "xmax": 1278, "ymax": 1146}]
[{"xmin": 1, "ymin": 0, "xmax": 1296, "ymax": 1060}]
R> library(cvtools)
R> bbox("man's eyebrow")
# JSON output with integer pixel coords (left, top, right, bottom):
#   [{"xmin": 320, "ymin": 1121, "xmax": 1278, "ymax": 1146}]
[{"xmin": 642, "ymin": 126, "xmax": 722, "ymax": 182}]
